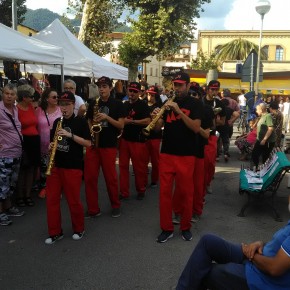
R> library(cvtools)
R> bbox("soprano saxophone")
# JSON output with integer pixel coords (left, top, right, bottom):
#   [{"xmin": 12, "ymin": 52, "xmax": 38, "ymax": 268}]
[
  {"xmin": 90, "ymin": 97, "xmax": 102, "ymax": 147},
  {"xmin": 46, "ymin": 116, "xmax": 64, "ymax": 176},
  {"xmin": 142, "ymin": 92, "xmax": 176, "ymax": 136}
]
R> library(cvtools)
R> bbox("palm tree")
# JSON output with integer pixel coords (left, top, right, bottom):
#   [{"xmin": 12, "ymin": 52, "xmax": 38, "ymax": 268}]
[{"xmin": 216, "ymin": 38, "xmax": 267, "ymax": 62}]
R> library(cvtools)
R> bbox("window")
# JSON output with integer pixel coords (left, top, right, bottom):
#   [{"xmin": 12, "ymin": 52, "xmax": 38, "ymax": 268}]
[
  {"xmin": 262, "ymin": 45, "xmax": 269, "ymax": 60},
  {"xmin": 155, "ymin": 68, "xmax": 158, "ymax": 77},
  {"xmin": 150, "ymin": 67, "xmax": 153, "ymax": 76},
  {"xmin": 275, "ymin": 45, "xmax": 284, "ymax": 61}
]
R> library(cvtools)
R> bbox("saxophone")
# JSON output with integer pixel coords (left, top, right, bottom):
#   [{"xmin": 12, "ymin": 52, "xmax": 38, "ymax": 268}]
[
  {"xmin": 46, "ymin": 116, "xmax": 64, "ymax": 176},
  {"xmin": 142, "ymin": 92, "xmax": 176, "ymax": 136},
  {"xmin": 90, "ymin": 97, "xmax": 102, "ymax": 147}
]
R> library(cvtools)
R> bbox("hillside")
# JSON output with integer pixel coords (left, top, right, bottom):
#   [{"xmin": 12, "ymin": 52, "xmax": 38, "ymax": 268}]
[{"xmin": 22, "ymin": 8, "xmax": 130, "ymax": 32}]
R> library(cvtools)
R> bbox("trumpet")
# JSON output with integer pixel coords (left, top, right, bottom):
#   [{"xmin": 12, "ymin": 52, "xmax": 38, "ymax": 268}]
[
  {"xmin": 142, "ymin": 92, "xmax": 176, "ymax": 136},
  {"xmin": 46, "ymin": 116, "xmax": 64, "ymax": 176}
]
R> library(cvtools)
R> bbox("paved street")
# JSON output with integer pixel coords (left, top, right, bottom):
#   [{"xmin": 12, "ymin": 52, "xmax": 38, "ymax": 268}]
[{"xmin": 1, "ymin": 127, "xmax": 289, "ymax": 290}]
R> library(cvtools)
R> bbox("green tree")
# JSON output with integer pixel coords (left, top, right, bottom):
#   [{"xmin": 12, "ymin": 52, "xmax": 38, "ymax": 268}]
[
  {"xmin": 0, "ymin": 0, "xmax": 27, "ymax": 27},
  {"xmin": 216, "ymin": 38, "xmax": 267, "ymax": 62},
  {"xmin": 191, "ymin": 50, "xmax": 219, "ymax": 71},
  {"xmin": 118, "ymin": 0, "xmax": 210, "ymax": 79},
  {"xmin": 68, "ymin": 0, "xmax": 125, "ymax": 56}
]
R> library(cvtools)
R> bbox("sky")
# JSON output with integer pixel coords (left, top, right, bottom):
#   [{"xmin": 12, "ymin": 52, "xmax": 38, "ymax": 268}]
[{"xmin": 25, "ymin": 0, "xmax": 290, "ymax": 31}]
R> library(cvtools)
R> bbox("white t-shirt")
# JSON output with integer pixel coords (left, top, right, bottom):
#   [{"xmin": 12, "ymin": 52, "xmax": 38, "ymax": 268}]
[
  {"xmin": 74, "ymin": 95, "xmax": 85, "ymax": 116},
  {"xmin": 283, "ymin": 102, "xmax": 290, "ymax": 116},
  {"xmin": 238, "ymin": 94, "xmax": 246, "ymax": 106}
]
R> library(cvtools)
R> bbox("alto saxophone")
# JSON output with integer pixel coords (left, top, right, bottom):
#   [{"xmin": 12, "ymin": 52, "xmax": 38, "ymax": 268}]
[
  {"xmin": 90, "ymin": 97, "xmax": 102, "ymax": 147},
  {"xmin": 142, "ymin": 92, "xmax": 176, "ymax": 136},
  {"xmin": 46, "ymin": 116, "xmax": 64, "ymax": 176}
]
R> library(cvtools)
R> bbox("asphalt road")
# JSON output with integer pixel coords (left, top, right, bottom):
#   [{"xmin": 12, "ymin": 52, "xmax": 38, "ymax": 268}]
[{"xmin": 1, "ymin": 127, "xmax": 289, "ymax": 290}]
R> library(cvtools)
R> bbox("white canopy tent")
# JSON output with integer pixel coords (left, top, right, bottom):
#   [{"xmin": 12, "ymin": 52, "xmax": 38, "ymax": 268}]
[
  {"xmin": 24, "ymin": 19, "xmax": 128, "ymax": 80},
  {"xmin": 0, "ymin": 23, "xmax": 64, "ymax": 65}
]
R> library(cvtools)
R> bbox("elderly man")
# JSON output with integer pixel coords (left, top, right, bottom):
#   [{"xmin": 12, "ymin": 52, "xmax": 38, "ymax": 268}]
[
  {"xmin": 0, "ymin": 84, "xmax": 25, "ymax": 226},
  {"xmin": 252, "ymin": 102, "xmax": 276, "ymax": 168},
  {"xmin": 64, "ymin": 79, "xmax": 86, "ymax": 117}
]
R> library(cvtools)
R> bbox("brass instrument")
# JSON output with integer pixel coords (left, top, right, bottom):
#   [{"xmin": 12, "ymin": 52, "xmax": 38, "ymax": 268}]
[
  {"xmin": 213, "ymin": 107, "xmax": 222, "ymax": 115},
  {"xmin": 46, "ymin": 116, "xmax": 64, "ymax": 176},
  {"xmin": 90, "ymin": 97, "xmax": 102, "ymax": 147},
  {"xmin": 142, "ymin": 92, "xmax": 176, "ymax": 136}
]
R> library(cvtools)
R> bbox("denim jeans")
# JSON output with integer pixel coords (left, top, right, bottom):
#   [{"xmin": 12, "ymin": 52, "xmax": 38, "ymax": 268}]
[{"xmin": 176, "ymin": 234, "xmax": 249, "ymax": 290}]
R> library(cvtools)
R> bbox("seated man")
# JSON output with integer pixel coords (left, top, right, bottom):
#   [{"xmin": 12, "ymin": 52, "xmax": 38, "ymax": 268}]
[{"xmin": 176, "ymin": 198, "xmax": 290, "ymax": 289}]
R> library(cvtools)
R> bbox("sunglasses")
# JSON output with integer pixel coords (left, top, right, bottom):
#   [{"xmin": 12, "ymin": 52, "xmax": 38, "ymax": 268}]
[
  {"xmin": 210, "ymin": 88, "xmax": 219, "ymax": 91},
  {"xmin": 64, "ymin": 87, "xmax": 75, "ymax": 90},
  {"xmin": 129, "ymin": 89, "xmax": 138, "ymax": 93},
  {"xmin": 50, "ymin": 95, "xmax": 58, "ymax": 99}
]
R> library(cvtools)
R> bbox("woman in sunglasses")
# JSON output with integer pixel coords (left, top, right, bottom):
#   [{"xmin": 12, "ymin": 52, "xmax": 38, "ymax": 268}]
[
  {"xmin": 16, "ymin": 84, "xmax": 41, "ymax": 207},
  {"xmin": 35, "ymin": 88, "xmax": 62, "ymax": 198}
]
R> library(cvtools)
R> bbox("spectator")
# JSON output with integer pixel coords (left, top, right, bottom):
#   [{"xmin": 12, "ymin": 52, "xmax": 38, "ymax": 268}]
[
  {"xmin": 269, "ymin": 101, "xmax": 283, "ymax": 148},
  {"xmin": 35, "ymin": 88, "xmax": 62, "ymax": 198},
  {"xmin": 16, "ymin": 84, "xmax": 41, "ymax": 207},
  {"xmin": 64, "ymin": 79, "xmax": 86, "ymax": 117},
  {"xmin": 176, "ymin": 217, "xmax": 290, "ymax": 290},
  {"xmin": 0, "ymin": 84, "xmax": 25, "ymax": 226},
  {"xmin": 251, "ymin": 103, "xmax": 276, "ymax": 168}
]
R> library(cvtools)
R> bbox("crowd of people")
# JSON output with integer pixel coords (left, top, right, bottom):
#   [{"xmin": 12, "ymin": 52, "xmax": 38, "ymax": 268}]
[{"xmin": 0, "ymin": 71, "xmax": 289, "ymax": 288}]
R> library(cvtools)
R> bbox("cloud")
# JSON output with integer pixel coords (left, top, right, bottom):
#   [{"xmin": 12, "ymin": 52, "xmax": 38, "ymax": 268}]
[
  {"xmin": 25, "ymin": 0, "xmax": 68, "ymax": 14},
  {"xmin": 224, "ymin": 0, "xmax": 290, "ymax": 30}
]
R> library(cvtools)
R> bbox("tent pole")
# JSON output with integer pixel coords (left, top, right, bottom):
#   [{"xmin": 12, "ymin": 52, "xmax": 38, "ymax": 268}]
[{"xmin": 60, "ymin": 65, "xmax": 64, "ymax": 91}]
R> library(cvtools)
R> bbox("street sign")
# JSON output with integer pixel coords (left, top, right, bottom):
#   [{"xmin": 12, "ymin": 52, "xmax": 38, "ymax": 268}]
[{"xmin": 241, "ymin": 49, "xmax": 263, "ymax": 83}]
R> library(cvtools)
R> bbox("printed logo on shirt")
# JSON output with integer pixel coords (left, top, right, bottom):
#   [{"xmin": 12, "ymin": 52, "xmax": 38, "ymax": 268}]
[
  {"xmin": 128, "ymin": 109, "xmax": 136, "ymax": 120},
  {"xmin": 99, "ymin": 106, "xmax": 109, "ymax": 127},
  {"xmin": 166, "ymin": 108, "xmax": 190, "ymax": 123},
  {"xmin": 57, "ymin": 127, "xmax": 72, "ymax": 152}
]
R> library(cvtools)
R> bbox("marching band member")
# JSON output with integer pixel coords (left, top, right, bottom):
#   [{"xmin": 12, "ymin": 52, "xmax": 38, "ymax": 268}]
[
  {"xmin": 119, "ymin": 82, "xmax": 151, "ymax": 200},
  {"xmin": 145, "ymin": 86, "xmax": 163, "ymax": 188},
  {"xmin": 153, "ymin": 72, "xmax": 203, "ymax": 243},
  {"xmin": 84, "ymin": 76, "xmax": 125, "ymax": 218},
  {"xmin": 45, "ymin": 91, "xmax": 91, "ymax": 245},
  {"xmin": 203, "ymin": 80, "xmax": 226, "ymax": 194}
]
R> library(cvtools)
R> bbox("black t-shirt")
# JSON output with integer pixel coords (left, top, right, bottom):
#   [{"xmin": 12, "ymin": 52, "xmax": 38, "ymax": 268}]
[
  {"xmin": 87, "ymin": 97, "xmax": 126, "ymax": 148},
  {"xmin": 203, "ymin": 97, "xmax": 226, "ymax": 135},
  {"xmin": 51, "ymin": 115, "xmax": 91, "ymax": 169},
  {"xmin": 122, "ymin": 99, "xmax": 150, "ymax": 142},
  {"xmin": 195, "ymin": 104, "xmax": 214, "ymax": 158},
  {"xmin": 161, "ymin": 96, "xmax": 203, "ymax": 156}
]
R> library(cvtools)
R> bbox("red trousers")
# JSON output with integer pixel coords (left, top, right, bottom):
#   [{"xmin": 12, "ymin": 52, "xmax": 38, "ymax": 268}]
[
  {"xmin": 146, "ymin": 138, "xmax": 161, "ymax": 184},
  {"xmin": 46, "ymin": 167, "xmax": 84, "ymax": 236},
  {"xmin": 204, "ymin": 135, "xmax": 218, "ymax": 187},
  {"xmin": 84, "ymin": 147, "xmax": 120, "ymax": 214},
  {"xmin": 192, "ymin": 157, "xmax": 206, "ymax": 216},
  {"xmin": 119, "ymin": 139, "xmax": 148, "ymax": 197},
  {"xmin": 159, "ymin": 153, "xmax": 195, "ymax": 231}
]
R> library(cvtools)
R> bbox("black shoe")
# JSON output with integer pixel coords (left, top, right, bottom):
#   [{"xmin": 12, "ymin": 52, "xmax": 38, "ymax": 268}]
[
  {"xmin": 119, "ymin": 194, "xmax": 129, "ymax": 201},
  {"xmin": 45, "ymin": 233, "xmax": 64, "ymax": 245},
  {"xmin": 111, "ymin": 208, "xmax": 121, "ymax": 218},
  {"xmin": 136, "ymin": 193, "xmax": 145, "ymax": 200},
  {"xmin": 156, "ymin": 231, "xmax": 173, "ymax": 243},
  {"xmin": 182, "ymin": 230, "xmax": 192, "ymax": 241},
  {"xmin": 85, "ymin": 211, "xmax": 101, "ymax": 219}
]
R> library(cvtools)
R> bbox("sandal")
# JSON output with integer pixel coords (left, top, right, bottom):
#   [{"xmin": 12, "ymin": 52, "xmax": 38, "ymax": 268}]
[
  {"xmin": 24, "ymin": 197, "xmax": 35, "ymax": 207},
  {"xmin": 16, "ymin": 198, "xmax": 26, "ymax": 207}
]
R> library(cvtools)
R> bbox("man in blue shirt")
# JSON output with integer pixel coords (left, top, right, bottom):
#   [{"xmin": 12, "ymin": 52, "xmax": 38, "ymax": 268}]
[{"xmin": 176, "ymin": 213, "xmax": 290, "ymax": 289}]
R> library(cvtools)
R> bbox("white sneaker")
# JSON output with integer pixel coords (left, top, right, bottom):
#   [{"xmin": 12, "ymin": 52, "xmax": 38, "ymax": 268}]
[
  {"xmin": 72, "ymin": 231, "xmax": 85, "ymax": 241},
  {"xmin": 44, "ymin": 233, "xmax": 64, "ymax": 245}
]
